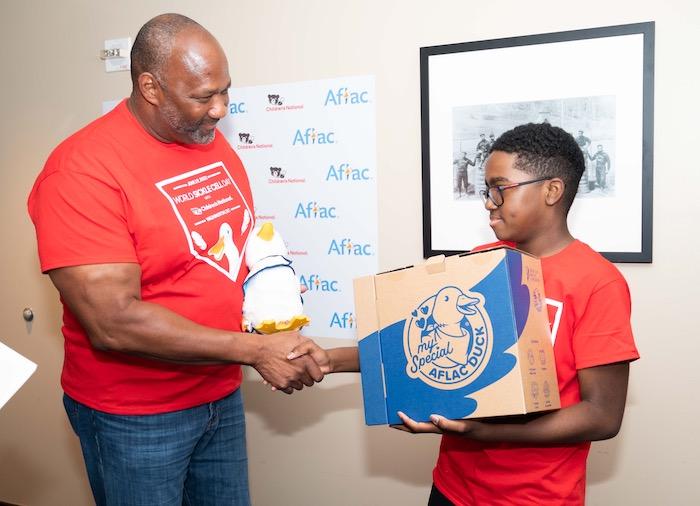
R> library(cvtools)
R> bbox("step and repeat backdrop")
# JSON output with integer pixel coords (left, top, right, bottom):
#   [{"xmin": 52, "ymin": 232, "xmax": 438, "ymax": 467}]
[{"xmin": 219, "ymin": 75, "xmax": 378, "ymax": 339}]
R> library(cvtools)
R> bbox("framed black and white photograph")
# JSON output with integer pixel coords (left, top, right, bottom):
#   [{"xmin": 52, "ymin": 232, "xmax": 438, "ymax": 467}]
[{"xmin": 421, "ymin": 22, "xmax": 654, "ymax": 262}]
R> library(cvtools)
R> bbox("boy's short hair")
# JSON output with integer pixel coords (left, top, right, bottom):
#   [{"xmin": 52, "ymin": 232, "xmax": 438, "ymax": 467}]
[{"xmin": 489, "ymin": 123, "xmax": 584, "ymax": 212}]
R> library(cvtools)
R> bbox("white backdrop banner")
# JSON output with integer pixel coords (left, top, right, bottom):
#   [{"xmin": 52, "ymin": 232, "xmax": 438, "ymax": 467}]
[{"xmin": 219, "ymin": 75, "xmax": 378, "ymax": 339}]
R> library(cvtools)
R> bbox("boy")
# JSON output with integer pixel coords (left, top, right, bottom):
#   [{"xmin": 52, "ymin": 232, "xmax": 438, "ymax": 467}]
[{"xmin": 289, "ymin": 122, "xmax": 639, "ymax": 505}]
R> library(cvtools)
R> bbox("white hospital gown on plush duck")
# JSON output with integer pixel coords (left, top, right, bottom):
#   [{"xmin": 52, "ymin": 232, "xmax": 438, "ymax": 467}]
[{"xmin": 242, "ymin": 222, "xmax": 310, "ymax": 334}]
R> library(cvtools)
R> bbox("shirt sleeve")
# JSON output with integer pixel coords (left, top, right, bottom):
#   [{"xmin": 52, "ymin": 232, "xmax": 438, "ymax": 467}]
[
  {"xmin": 29, "ymin": 169, "xmax": 138, "ymax": 272},
  {"xmin": 573, "ymin": 277, "xmax": 639, "ymax": 369}
]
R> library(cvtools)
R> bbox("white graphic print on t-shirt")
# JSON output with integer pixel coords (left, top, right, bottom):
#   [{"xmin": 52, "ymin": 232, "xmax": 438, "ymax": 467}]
[{"xmin": 155, "ymin": 161, "xmax": 253, "ymax": 282}]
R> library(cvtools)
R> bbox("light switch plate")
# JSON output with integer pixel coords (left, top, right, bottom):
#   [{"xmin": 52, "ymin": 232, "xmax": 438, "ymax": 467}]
[{"xmin": 104, "ymin": 37, "xmax": 131, "ymax": 73}]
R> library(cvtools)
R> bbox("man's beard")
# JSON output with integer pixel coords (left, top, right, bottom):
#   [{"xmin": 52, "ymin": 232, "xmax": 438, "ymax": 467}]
[{"xmin": 161, "ymin": 101, "xmax": 216, "ymax": 145}]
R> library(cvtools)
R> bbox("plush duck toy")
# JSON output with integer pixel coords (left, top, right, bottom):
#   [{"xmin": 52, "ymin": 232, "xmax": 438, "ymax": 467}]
[{"xmin": 242, "ymin": 222, "xmax": 310, "ymax": 334}]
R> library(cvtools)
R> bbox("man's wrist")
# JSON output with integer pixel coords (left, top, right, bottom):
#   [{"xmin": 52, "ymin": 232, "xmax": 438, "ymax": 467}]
[{"xmin": 225, "ymin": 331, "xmax": 263, "ymax": 366}]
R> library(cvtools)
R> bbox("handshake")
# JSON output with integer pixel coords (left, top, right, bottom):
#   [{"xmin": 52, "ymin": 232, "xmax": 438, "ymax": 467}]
[
  {"xmin": 241, "ymin": 222, "xmax": 357, "ymax": 393},
  {"xmin": 249, "ymin": 331, "xmax": 336, "ymax": 395}
]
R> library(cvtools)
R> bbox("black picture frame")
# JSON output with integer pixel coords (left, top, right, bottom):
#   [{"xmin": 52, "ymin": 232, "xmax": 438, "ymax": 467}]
[{"xmin": 421, "ymin": 22, "xmax": 654, "ymax": 263}]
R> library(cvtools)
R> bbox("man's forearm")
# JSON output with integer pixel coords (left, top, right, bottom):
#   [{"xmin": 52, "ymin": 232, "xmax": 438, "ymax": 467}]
[{"xmin": 79, "ymin": 296, "xmax": 262, "ymax": 365}]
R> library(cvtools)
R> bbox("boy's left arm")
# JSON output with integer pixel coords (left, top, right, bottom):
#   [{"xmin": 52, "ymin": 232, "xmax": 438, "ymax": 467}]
[{"xmin": 398, "ymin": 360, "xmax": 630, "ymax": 443}]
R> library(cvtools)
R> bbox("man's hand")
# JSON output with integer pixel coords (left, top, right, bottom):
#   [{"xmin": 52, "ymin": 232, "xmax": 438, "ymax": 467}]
[
  {"xmin": 395, "ymin": 411, "xmax": 482, "ymax": 435},
  {"xmin": 252, "ymin": 331, "xmax": 325, "ymax": 394}
]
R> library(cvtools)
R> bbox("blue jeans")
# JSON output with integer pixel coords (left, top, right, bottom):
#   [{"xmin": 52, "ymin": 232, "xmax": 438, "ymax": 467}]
[{"xmin": 63, "ymin": 390, "xmax": 250, "ymax": 506}]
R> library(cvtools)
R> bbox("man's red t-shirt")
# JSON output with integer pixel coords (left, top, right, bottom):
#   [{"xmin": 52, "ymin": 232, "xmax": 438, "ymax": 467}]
[
  {"xmin": 433, "ymin": 240, "xmax": 640, "ymax": 505},
  {"xmin": 28, "ymin": 100, "xmax": 254, "ymax": 415}
]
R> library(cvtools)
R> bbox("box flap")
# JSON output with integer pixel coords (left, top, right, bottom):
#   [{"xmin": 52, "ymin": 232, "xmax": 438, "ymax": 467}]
[{"xmin": 353, "ymin": 275, "xmax": 388, "ymax": 425}]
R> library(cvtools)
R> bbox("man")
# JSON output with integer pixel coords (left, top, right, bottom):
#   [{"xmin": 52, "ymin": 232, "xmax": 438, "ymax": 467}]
[
  {"xmin": 474, "ymin": 134, "xmax": 491, "ymax": 197},
  {"xmin": 589, "ymin": 144, "xmax": 611, "ymax": 190},
  {"xmin": 575, "ymin": 130, "xmax": 593, "ymax": 193},
  {"xmin": 487, "ymin": 132, "xmax": 496, "ymax": 150},
  {"xmin": 28, "ymin": 13, "xmax": 324, "ymax": 506},
  {"xmin": 455, "ymin": 152, "xmax": 475, "ymax": 197},
  {"xmin": 575, "ymin": 129, "xmax": 591, "ymax": 152},
  {"xmin": 476, "ymin": 133, "xmax": 490, "ymax": 160}
]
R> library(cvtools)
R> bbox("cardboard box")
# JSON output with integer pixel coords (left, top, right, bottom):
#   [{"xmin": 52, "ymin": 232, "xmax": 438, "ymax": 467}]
[{"xmin": 354, "ymin": 247, "xmax": 560, "ymax": 425}]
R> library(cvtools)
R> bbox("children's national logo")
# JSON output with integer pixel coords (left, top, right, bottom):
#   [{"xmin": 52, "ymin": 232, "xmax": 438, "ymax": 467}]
[
  {"xmin": 404, "ymin": 287, "xmax": 492, "ymax": 389},
  {"xmin": 155, "ymin": 161, "xmax": 253, "ymax": 282},
  {"xmin": 236, "ymin": 131, "xmax": 272, "ymax": 150},
  {"xmin": 268, "ymin": 94, "xmax": 284, "ymax": 106},
  {"xmin": 265, "ymin": 92, "xmax": 304, "ymax": 112}
]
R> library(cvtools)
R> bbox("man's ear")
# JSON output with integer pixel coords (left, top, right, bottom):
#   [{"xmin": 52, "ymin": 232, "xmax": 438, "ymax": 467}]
[
  {"xmin": 136, "ymin": 72, "xmax": 163, "ymax": 107},
  {"xmin": 544, "ymin": 178, "xmax": 566, "ymax": 206}
]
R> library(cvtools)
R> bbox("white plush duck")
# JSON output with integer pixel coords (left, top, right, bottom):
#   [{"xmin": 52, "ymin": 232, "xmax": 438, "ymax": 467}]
[{"xmin": 242, "ymin": 222, "xmax": 310, "ymax": 334}]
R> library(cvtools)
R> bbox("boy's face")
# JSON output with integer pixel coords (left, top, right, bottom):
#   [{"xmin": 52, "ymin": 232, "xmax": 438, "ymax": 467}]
[{"xmin": 483, "ymin": 151, "xmax": 547, "ymax": 244}]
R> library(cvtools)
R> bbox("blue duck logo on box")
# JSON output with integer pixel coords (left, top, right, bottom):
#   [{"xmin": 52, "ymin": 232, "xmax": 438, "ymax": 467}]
[{"xmin": 404, "ymin": 286, "xmax": 492, "ymax": 389}]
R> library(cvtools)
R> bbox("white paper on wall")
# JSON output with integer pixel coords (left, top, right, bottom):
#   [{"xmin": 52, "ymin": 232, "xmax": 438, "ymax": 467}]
[{"xmin": 0, "ymin": 341, "xmax": 37, "ymax": 410}]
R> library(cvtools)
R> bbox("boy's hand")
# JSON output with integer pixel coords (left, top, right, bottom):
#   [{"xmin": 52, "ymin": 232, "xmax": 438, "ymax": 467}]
[
  {"xmin": 395, "ymin": 411, "xmax": 482, "ymax": 436},
  {"xmin": 287, "ymin": 341, "xmax": 331, "ymax": 374}
]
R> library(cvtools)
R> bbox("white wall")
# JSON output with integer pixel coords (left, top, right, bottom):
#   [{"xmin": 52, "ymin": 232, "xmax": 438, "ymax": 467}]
[{"xmin": 1, "ymin": 0, "xmax": 698, "ymax": 504}]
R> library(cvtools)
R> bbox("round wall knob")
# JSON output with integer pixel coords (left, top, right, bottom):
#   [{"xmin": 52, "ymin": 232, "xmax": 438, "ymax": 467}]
[{"xmin": 23, "ymin": 308, "xmax": 34, "ymax": 322}]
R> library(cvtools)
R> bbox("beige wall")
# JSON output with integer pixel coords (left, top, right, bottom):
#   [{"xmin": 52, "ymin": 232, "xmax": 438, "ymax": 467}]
[{"xmin": 1, "ymin": 0, "xmax": 698, "ymax": 504}]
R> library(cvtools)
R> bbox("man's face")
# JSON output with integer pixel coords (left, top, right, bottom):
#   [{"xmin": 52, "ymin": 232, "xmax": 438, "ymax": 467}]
[
  {"xmin": 157, "ymin": 32, "xmax": 231, "ymax": 144},
  {"xmin": 483, "ymin": 151, "xmax": 547, "ymax": 244}
]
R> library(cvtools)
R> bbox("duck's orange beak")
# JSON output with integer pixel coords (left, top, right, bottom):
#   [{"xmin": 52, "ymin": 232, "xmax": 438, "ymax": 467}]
[{"xmin": 208, "ymin": 236, "xmax": 226, "ymax": 261}]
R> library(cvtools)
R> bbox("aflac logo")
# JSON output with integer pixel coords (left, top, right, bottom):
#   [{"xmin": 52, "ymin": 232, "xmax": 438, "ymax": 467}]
[
  {"xmin": 327, "ymin": 238, "xmax": 372, "ymax": 256},
  {"xmin": 300, "ymin": 274, "xmax": 340, "ymax": 292},
  {"xmin": 294, "ymin": 201, "xmax": 337, "ymax": 219},
  {"xmin": 330, "ymin": 311, "xmax": 354, "ymax": 328},
  {"xmin": 404, "ymin": 287, "xmax": 492, "ymax": 389},
  {"xmin": 293, "ymin": 127, "xmax": 335, "ymax": 145},
  {"xmin": 326, "ymin": 163, "xmax": 371, "ymax": 182},
  {"xmin": 229, "ymin": 102, "xmax": 246, "ymax": 114},
  {"xmin": 324, "ymin": 87, "xmax": 370, "ymax": 106}
]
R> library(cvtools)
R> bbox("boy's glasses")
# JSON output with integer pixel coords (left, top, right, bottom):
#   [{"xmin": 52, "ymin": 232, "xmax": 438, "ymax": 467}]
[{"xmin": 479, "ymin": 176, "xmax": 553, "ymax": 207}]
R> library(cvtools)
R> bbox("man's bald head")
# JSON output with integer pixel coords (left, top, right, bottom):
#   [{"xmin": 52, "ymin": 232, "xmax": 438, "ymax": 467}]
[
  {"xmin": 128, "ymin": 14, "xmax": 231, "ymax": 145},
  {"xmin": 130, "ymin": 13, "xmax": 208, "ymax": 84}
]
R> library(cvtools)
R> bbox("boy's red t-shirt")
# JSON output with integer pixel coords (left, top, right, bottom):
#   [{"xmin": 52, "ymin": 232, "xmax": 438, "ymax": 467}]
[
  {"xmin": 433, "ymin": 240, "xmax": 639, "ymax": 506},
  {"xmin": 28, "ymin": 100, "xmax": 255, "ymax": 415}
]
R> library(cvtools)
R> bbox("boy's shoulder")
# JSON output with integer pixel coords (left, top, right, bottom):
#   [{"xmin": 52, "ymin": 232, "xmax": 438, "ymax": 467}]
[
  {"xmin": 470, "ymin": 240, "xmax": 626, "ymax": 290},
  {"xmin": 544, "ymin": 239, "xmax": 627, "ymax": 291}
]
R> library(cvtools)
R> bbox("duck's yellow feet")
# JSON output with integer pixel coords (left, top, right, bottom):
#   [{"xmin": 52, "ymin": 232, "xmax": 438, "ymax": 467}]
[{"xmin": 254, "ymin": 315, "xmax": 310, "ymax": 334}]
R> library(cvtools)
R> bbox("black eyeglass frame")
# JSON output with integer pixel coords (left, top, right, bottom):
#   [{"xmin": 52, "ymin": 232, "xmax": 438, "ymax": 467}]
[{"xmin": 479, "ymin": 176, "xmax": 554, "ymax": 207}]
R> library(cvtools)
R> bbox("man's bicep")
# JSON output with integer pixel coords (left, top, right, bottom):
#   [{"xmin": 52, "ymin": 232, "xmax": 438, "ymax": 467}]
[{"xmin": 48, "ymin": 263, "xmax": 142, "ymax": 347}]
